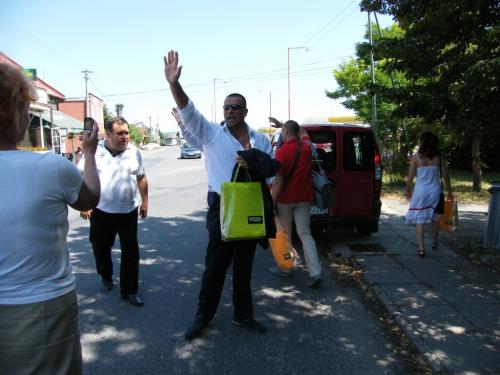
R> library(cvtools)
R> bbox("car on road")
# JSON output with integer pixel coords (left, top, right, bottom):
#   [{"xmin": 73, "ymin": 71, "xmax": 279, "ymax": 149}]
[
  {"xmin": 180, "ymin": 143, "xmax": 202, "ymax": 159},
  {"xmin": 302, "ymin": 122, "xmax": 382, "ymax": 235}
]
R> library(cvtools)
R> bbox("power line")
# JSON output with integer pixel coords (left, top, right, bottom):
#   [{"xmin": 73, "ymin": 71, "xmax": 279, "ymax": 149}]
[
  {"xmin": 89, "ymin": 77, "xmax": 104, "ymax": 97},
  {"xmin": 302, "ymin": 0, "xmax": 358, "ymax": 49},
  {"xmin": 91, "ymin": 54, "xmax": 347, "ymax": 100}
]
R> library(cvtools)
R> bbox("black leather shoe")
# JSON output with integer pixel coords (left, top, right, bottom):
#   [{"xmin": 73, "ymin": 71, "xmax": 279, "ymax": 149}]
[
  {"xmin": 231, "ymin": 318, "xmax": 267, "ymax": 334},
  {"xmin": 185, "ymin": 318, "xmax": 207, "ymax": 341},
  {"xmin": 101, "ymin": 277, "xmax": 113, "ymax": 291},
  {"xmin": 121, "ymin": 293, "xmax": 144, "ymax": 307}
]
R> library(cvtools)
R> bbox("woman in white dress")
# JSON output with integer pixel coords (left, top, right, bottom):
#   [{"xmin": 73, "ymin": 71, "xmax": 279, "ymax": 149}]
[{"xmin": 405, "ymin": 131, "xmax": 452, "ymax": 257}]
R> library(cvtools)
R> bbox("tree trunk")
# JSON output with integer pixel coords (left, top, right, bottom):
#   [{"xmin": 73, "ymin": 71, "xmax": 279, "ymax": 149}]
[{"xmin": 471, "ymin": 135, "xmax": 482, "ymax": 192}]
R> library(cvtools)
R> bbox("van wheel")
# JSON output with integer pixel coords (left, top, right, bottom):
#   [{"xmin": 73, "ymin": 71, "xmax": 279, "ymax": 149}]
[{"xmin": 357, "ymin": 222, "xmax": 378, "ymax": 236}]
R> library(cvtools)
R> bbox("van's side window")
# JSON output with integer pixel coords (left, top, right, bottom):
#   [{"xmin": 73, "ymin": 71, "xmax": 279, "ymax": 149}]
[
  {"xmin": 309, "ymin": 132, "xmax": 336, "ymax": 172},
  {"xmin": 343, "ymin": 133, "xmax": 375, "ymax": 171}
]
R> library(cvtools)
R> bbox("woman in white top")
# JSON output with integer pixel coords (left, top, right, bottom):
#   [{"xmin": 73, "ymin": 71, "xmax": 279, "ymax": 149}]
[
  {"xmin": 406, "ymin": 131, "xmax": 452, "ymax": 257},
  {"xmin": 0, "ymin": 63, "xmax": 100, "ymax": 374}
]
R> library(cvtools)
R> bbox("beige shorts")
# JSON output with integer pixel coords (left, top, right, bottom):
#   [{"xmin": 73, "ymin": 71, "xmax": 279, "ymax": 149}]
[{"xmin": 0, "ymin": 290, "xmax": 82, "ymax": 375}]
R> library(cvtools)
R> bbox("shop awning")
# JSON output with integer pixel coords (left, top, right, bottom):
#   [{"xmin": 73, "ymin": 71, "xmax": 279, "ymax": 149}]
[{"xmin": 40, "ymin": 110, "xmax": 83, "ymax": 132}]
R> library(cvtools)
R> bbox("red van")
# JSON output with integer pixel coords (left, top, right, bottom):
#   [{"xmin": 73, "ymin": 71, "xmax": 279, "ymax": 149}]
[{"xmin": 302, "ymin": 122, "xmax": 382, "ymax": 235}]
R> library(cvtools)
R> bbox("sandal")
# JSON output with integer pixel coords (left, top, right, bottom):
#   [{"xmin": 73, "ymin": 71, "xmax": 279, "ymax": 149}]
[
  {"xmin": 431, "ymin": 243, "xmax": 438, "ymax": 250},
  {"xmin": 418, "ymin": 249, "xmax": 425, "ymax": 258}
]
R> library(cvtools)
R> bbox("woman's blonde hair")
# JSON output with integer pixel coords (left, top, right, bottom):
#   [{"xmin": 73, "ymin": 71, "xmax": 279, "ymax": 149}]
[{"xmin": 0, "ymin": 63, "xmax": 37, "ymax": 142}]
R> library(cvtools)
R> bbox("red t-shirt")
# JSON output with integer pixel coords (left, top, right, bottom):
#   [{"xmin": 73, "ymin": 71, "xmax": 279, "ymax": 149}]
[{"xmin": 276, "ymin": 139, "xmax": 314, "ymax": 203}]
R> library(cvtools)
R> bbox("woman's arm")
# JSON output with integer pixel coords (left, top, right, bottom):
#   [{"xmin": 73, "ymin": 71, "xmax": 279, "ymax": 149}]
[
  {"xmin": 71, "ymin": 124, "xmax": 100, "ymax": 211},
  {"xmin": 405, "ymin": 156, "xmax": 417, "ymax": 199}
]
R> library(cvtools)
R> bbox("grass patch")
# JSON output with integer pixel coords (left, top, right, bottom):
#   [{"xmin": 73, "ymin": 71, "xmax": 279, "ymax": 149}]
[{"xmin": 382, "ymin": 169, "xmax": 500, "ymax": 205}]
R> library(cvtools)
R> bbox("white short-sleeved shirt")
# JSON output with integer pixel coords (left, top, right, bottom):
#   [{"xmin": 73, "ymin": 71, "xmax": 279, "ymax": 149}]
[
  {"xmin": 0, "ymin": 151, "xmax": 83, "ymax": 305},
  {"xmin": 78, "ymin": 140, "xmax": 145, "ymax": 213}
]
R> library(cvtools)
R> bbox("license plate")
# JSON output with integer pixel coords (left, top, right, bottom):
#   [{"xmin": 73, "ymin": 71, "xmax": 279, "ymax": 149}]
[{"xmin": 310, "ymin": 206, "xmax": 328, "ymax": 215}]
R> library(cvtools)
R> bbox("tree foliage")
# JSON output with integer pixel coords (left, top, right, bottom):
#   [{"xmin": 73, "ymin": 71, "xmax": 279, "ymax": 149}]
[
  {"xmin": 326, "ymin": 23, "xmax": 425, "ymax": 178},
  {"xmin": 359, "ymin": 0, "xmax": 500, "ymax": 190},
  {"xmin": 127, "ymin": 123, "xmax": 144, "ymax": 146},
  {"xmin": 103, "ymin": 104, "xmax": 113, "ymax": 125}
]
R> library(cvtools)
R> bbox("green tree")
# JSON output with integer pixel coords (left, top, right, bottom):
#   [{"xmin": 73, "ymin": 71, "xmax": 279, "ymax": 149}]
[
  {"xmin": 326, "ymin": 23, "xmax": 424, "ymax": 179},
  {"xmin": 127, "ymin": 123, "xmax": 144, "ymax": 146},
  {"xmin": 360, "ymin": 0, "xmax": 500, "ymax": 191},
  {"xmin": 103, "ymin": 104, "xmax": 114, "ymax": 125}
]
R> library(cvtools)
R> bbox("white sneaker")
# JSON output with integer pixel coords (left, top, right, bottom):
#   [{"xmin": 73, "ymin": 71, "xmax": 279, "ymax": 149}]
[{"xmin": 293, "ymin": 257, "xmax": 303, "ymax": 267}]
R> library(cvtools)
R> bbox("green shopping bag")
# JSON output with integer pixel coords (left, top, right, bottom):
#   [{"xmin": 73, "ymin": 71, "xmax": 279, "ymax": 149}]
[{"xmin": 220, "ymin": 166, "xmax": 266, "ymax": 241}]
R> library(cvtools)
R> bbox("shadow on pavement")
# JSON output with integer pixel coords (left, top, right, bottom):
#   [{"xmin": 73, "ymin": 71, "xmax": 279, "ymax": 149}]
[{"xmin": 67, "ymin": 208, "xmax": 421, "ymax": 374}]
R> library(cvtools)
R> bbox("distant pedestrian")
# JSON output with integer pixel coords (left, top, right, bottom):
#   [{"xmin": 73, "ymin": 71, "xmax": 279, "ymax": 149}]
[
  {"xmin": 79, "ymin": 117, "xmax": 149, "ymax": 307},
  {"xmin": 164, "ymin": 50, "xmax": 273, "ymax": 340},
  {"xmin": 75, "ymin": 145, "xmax": 84, "ymax": 164},
  {"xmin": 0, "ymin": 62, "xmax": 100, "ymax": 374},
  {"xmin": 406, "ymin": 131, "xmax": 453, "ymax": 257},
  {"xmin": 271, "ymin": 120, "xmax": 322, "ymax": 288}
]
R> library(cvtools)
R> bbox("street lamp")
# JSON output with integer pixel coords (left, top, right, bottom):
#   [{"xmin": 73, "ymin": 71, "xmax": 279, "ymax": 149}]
[
  {"xmin": 287, "ymin": 46, "xmax": 309, "ymax": 120},
  {"xmin": 81, "ymin": 70, "xmax": 93, "ymax": 117},
  {"xmin": 213, "ymin": 78, "xmax": 226, "ymax": 122}
]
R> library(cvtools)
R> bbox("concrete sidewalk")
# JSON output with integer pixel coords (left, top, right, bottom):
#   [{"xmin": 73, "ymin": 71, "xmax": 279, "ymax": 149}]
[{"xmin": 334, "ymin": 197, "xmax": 500, "ymax": 374}]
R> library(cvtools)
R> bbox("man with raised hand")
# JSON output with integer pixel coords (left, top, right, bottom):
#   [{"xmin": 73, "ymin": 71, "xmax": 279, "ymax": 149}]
[{"xmin": 164, "ymin": 50, "xmax": 272, "ymax": 341}]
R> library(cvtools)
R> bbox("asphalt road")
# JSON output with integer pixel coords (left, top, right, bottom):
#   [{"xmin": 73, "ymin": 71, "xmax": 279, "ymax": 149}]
[{"xmin": 67, "ymin": 146, "xmax": 415, "ymax": 375}]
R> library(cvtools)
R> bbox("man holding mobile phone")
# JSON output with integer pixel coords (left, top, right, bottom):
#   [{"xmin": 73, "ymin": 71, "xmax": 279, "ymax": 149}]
[{"xmin": 78, "ymin": 116, "xmax": 148, "ymax": 307}]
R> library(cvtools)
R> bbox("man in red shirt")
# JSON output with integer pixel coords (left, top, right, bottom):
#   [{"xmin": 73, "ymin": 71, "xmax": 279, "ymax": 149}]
[{"xmin": 271, "ymin": 120, "xmax": 322, "ymax": 288}]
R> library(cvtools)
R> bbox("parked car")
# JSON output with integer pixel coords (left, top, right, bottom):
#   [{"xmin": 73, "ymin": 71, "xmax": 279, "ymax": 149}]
[
  {"xmin": 180, "ymin": 143, "xmax": 202, "ymax": 159},
  {"xmin": 302, "ymin": 122, "xmax": 382, "ymax": 235}
]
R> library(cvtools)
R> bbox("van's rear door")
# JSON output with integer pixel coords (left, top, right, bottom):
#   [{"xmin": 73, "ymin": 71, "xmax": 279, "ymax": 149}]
[{"xmin": 338, "ymin": 131, "xmax": 375, "ymax": 216}]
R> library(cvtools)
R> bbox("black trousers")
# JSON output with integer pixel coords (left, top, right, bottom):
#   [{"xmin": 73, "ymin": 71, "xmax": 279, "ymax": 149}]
[
  {"xmin": 196, "ymin": 193, "xmax": 258, "ymax": 323},
  {"xmin": 89, "ymin": 208, "xmax": 140, "ymax": 295}
]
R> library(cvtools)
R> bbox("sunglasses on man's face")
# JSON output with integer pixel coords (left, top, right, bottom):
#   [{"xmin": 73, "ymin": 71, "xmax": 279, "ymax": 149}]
[{"xmin": 223, "ymin": 104, "xmax": 242, "ymax": 111}]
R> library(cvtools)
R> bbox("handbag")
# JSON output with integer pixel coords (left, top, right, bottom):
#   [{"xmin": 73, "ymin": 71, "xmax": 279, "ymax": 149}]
[
  {"xmin": 312, "ymin": 170, "xmax": 332, "ymax": 209},
  {"xmin": 439, "ymin": 196, "xmax": 458, "ymax": 232},
  {"xmin": 220, "ymin": 166, "xmax": 266, "ymax": 241}
]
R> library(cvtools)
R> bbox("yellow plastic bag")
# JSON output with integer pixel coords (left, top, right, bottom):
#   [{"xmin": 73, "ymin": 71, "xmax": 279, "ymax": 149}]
[
  {"xmin": 220, "ymin": 168, "xmax": 266, "ymax": 241},
  {"xmin": 269, "ymin": 229, "xmax": 295, "ymax": 270},
  {"xmin": 439, "ymin": 197, "xmax": 458, "ymax": 232}
]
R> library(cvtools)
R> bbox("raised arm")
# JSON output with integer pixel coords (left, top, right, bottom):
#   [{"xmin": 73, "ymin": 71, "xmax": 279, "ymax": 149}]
[
  {"xmin": 268, "ymin": 117, "xmax": 283, "ymax": 129},
  {"xmin": 164, "ymin": 50, "xmax": 188, "ymax": 109}
]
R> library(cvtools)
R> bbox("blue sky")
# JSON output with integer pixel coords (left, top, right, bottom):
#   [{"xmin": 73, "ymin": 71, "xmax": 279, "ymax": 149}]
[{"xmin": 0, "ymin": 0, "xmax": 394, "ymax": 131}]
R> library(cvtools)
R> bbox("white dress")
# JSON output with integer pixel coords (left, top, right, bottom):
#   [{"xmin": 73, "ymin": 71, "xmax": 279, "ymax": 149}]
[{"xmin": 406, "ymin": 156, "xmax": 441, "ymax": 224}]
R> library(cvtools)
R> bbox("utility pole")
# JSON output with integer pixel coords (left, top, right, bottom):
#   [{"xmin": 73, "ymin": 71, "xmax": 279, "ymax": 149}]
[
  {"xmin": 81, "ymin": 70, "xmax": 93, "ymax": 117},
  {"xmin": 368, "ymin": 12, "xmax": 378, "ymax": 137},
  {"xmin": 213, "ymin": 78, "xmax": 226, "ymax": 122}
]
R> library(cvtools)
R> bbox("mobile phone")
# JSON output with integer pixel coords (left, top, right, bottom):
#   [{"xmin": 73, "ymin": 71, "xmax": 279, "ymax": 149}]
[{"xmin": 84, "ymin": 117, "xmax": 95, "ymax": 133}]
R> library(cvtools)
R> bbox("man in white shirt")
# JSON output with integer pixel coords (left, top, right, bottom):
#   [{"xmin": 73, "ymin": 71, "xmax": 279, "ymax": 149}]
[
  {"xmin": 164, "ymin": 50, "xmax": 272, "ymax": 340},
  {"xmin": 79, "ymin": 117, "xmax": 148, "ymax": 307}
]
